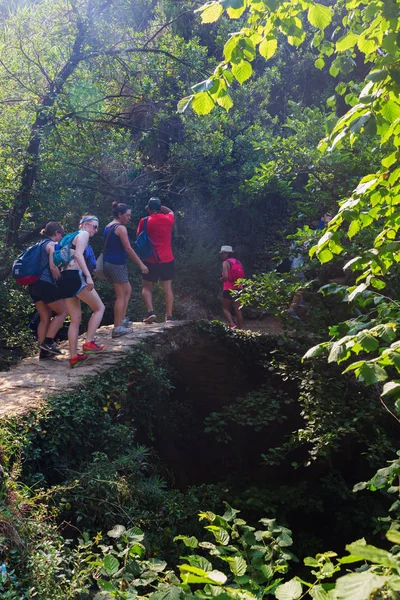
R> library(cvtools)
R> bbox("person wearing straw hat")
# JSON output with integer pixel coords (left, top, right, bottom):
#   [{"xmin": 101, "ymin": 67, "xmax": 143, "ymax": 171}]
[{"xmin": 219, "ymin": 245, "xmax": 244, "ymax": 329}]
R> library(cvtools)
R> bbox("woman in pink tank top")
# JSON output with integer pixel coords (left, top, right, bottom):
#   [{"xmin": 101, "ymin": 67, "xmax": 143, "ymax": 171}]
[{"xmin": 219, "ymin": 245, "xmax": 244, "ymax": 329}]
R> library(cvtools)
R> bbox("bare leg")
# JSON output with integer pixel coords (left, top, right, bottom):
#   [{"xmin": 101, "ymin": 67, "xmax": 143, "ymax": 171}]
[
  {"xmin": 35, "ymin": 301, "xmax": 51, "ymax": 344},
  {"xmin": 222, "ymin": 298, "xmax": 235, "ymax": 327},
  {"xmin": 46, "ymin": 299, "xmax": 68, "ymax": 339},
  {"xmin": 161, "ymin": 279, "xmax": 174, "ymax": 318},
  {"xmin": 124, "ymin": 281, "xmax": 132, "ymax": 319},
  {"xmin": 113, "ymin": 283, "xmax": 128, "ymax": 327},
  {"xmin": 65, "ymin": 297, "xmax": 81, "ymax": 358},
  {"xmin": 142, "ymin": 280, "xmax": 154, "ymax": 312},
  {"xmin": 77, "ymin": 287, "xmax": 105, "ymax": 342},
  {"xmin": 233, "ymin": 299, "xmax": 243, "ymax": 329}
]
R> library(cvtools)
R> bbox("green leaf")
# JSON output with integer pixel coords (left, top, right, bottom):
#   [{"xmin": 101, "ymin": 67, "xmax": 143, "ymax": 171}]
[
  {"xmin": 357, "ymin": 332, "xmax": 379, "ymax": 352},
  {"xmin": 366, "ymin": 69, "xmax": 388, "ymax": 82},
  {"xmin": 309, "ymin": 585, "xmax": 328, "ymax": 600},
  {"xmin": 346, "ymin": 543, "xmax": 398, "ymax": 568},
  {"xmin": 259, "ymin": 37, "xmax": 278, "ymax": 60},
  {"xmin": 229, "ymin": 556, "xmax": 247, "ymax": 577},
  {"xmin": 150, "ymin": 586, "xmax": 181, "ymax": 600},
  {"xmin": 216, "ymin": 93, "xmax": 233, "ymax": 111},
  {"xmin": 303, "ymin": 344, "xmax": 327, "ymax": 360},
  {"xmin": 232, "ymin": 60, "xmax": 253, "ymax": 84},
  {"xmin": 382, "ymin": 382, "xmax": 400, "ymax": 397},
  {"xmin": 174, "ymin": 535, "xmax": 198, "ymax": 548},
  {"xmin": 308, "ymin": 4, "xmax": 332, "ymax": 30},
  {"xmin": 336, "ymin": 32, "xmax": 359, "ymax": 52},
  {"xmin": 275, "ymin": 579, "xmax": 303, "ymax": 600},
  {"xmin": 335, "ymin": 572, "xmax": 388, "ymax": 600},
  {"xmin": 107, "ymin": 524, "xmax": 126, "ymax": 538},
  {"xmin": 192, "ymin": 92, "xmax": 215, "ymax": 115},
  {"xmin": 177, "ymin": 95, "xmax": 193, "ymax": 113},
  {"xmin": 192, "ymin": 79, "xmax": 215, "ymax": 93},
  {"xmin": 222, "ymin": 503, "xmax": 240, "ymax": 522},
  {"xmin": 103, "ymin": 554, "xmax": 120, "ymax": 575},
  {"xmin": 386, "ymin": 529, "xmax": 400, "ymax": 544},
  {"xmin": 348, "ymin": 219, "xmax": 361, "ymax": 239},
  {"xmin": 125, "ymin": 527, "xmax": 144, "ymax": 543},
  {"xmin": 381, "ymin": 100, "xmax": 400, "ymax": 123},
  {"xmin": 328, "ymin": 343, "xmax": 349, "ymax": 364},
  {"xmin": 317, "ymin": 248, "xmax": 334, "ymax": 264},
  {"xmin": 224, "ymin": 35, "xmax": 241, "ymax": 61},
  {"xmin": 358, "ymin": 363, "xmax": 388, "ymax": 385},
  {"xmin": 200, "ymin": 3, "xmax": 224, "ymax": 23}
]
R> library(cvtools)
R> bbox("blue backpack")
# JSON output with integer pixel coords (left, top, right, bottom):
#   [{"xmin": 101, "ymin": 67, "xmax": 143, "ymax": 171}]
[
  {"xmin": 53, "ymin": 231, "xmax": 80, "ymax": 268},
  {"xmin": 12, "ymin": 240, "xmax": 47, "ymax": 285},
  {"xmin": 134, "ymin": 217, "xmax": 160, "ymax": 262}
]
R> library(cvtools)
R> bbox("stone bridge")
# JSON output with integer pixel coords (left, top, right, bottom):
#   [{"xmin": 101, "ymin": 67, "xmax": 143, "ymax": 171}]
[{"xmin": 0, "ymin": 321, "xmax": 192, "ymax": 418}]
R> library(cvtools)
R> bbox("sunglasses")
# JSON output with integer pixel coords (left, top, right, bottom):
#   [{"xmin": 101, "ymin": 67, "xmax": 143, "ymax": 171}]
[{"xmin": 91, "ymin": 223, "xmax": 98, "ymax": 230}]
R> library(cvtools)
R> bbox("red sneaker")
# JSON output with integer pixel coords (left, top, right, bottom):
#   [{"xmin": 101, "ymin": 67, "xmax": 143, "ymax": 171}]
[
  {"xmin": 70, "ymin": 353, "xmax": 90, "ymax": 368},
  {"xmin": 82, "ymin": 340, "xmax": 107, "ymax": 354}
]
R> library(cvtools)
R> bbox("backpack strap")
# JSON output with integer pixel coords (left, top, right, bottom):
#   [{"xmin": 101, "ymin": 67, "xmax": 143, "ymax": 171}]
[
  {"xmin": 103, "ymin": 223, "xmax": 120, "ymax": 251},
  {"xmin": 142, "ymin": 216, "xmax": 161, "ymax": 263}
]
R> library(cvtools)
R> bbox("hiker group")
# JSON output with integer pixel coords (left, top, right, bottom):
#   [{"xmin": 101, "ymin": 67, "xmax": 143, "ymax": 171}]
[{"xmin": 13, "ymin": 197, "xmax": 245, "ymax": 368}]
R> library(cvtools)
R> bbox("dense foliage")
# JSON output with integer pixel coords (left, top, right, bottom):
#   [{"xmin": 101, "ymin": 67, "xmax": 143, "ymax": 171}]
[{"xmin": 1, "ymin": 0, "xmax": 400, "ymax": 599}]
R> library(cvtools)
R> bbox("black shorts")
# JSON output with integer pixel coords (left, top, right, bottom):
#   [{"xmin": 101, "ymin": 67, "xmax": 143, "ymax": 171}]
[
  {"xmin": 142, "ymin": 260, "xmax": 175, "ymax": 283},
  {"xmin": 222, "ymin": 289, "xmax": 240, "ymax": 301},
  {"xmin": 29, "ymin": 280, "xmax": 62, "ymax": 305},
  {"xmin": 58, "ymin": 270, "xmax": 87, "ymax": 299}
]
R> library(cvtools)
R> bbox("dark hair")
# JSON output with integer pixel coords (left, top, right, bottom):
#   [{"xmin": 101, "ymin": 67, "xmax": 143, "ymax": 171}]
[
  {"xmin": 112, "ymin": 202, "xmax": 130, "ymax": 217},
  {"xmin": 41, "ymin": 221, "xmax": 64, "ymax": 237}
]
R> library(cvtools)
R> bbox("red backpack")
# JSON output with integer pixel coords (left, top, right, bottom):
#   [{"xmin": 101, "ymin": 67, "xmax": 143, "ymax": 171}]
[{"xmin": 227, "ymin": 258, "xmax": 244, "ymax": 287}]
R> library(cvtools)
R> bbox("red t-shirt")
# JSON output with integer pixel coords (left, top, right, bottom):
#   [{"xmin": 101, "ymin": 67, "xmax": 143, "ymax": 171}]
[{"xmin": 137, "ymin": 212, "xmax": 174, "ymax": 263}]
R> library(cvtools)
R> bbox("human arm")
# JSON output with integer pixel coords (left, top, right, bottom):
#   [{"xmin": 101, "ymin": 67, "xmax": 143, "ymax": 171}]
[
  {"xmin": 222, "ymin": 261, "xmax": 231, "ymax": 282},
  {"xmin": 74, "ymin": 231, "xmax": 94, "ymax": 290},
  {"xmin": 160, "ymin": 205, "xmax": 173, "ymax": 215},
  {"xmin": 46, "ymin": 242, "xmax": 60, "ymax": 280},
  {"xmin": 117, "ymin": 226, "xmax": 149, "ymax": 274}
]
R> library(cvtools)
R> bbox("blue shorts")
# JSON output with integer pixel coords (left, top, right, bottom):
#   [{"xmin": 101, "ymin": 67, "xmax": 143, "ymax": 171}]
[{"xmin": 58, "ymin": 270, "xmax": 86, "ymax": 299}]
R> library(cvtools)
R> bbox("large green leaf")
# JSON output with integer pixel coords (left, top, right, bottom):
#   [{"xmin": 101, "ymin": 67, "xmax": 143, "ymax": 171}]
[
  {"xmin": 200, "ymin": 3, "xmax": 224, "ymax": 23},
  {"xmin": 259, "ymin": 37, "xmax": 277, "ymax": 60},
  {"xmin": 382, "ymin": 100, "xmax": 400, "ymax": 123},
  {"xmin": 334, "ymin": 572, "xmax": 388, "ymax": 600},
  {"xmin": 275, "ymin": 579, "xmax": 302, "ymax": 600},
  {"xmin": 192, "ymin": 92, "xmax": 215, "ymax": 115},
  {"xmin": 232, "ymin": 60, "xmax": 252, "ymax": 84},
  {"xmin": 346, "ymin": 542, "xmax": 398, "ymax": 568},
  {"xmin": 177, "ymin": 96, "xmax": 193, "ymax": 114},
  {"xmin": 173, "ymin": 535, "xmax": 198, "ymax": 548},
  {"xmin": 229, "ymin": 556, "xmax": 247, "ymax": 577},
  {"xmin": 103, "ymin": 554, "xmax": 120, "ymax": 575},
  {"xmin": 307, "ymin": 4, "xmax": 332, "ymax": 30},
  {"xmin": 309, "ymin": 585, "xmax": 328, "ymax": 600},
  {"xmin": 217, "ymin": 93, "xmax": 233, "ymax": 111},
  {"xmin": 336, "ymin": 32, "xmax": 358, "ymax": 52},
  {"xmin": 107, "ymin": 524, "xmax": 126, "ymax": 538},
  {"xmin": 150, "ymin": 586, "xmax": 181, "ymax": 600},
  {"xmin": 224, "ymin": 35, "xmax": 241, "ymax": 61}
]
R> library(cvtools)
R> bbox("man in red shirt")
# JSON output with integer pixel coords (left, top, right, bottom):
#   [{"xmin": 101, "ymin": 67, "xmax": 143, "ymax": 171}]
[{"xmin": 137, "ymin": 197, "xmax": 175, "ymax": 323}]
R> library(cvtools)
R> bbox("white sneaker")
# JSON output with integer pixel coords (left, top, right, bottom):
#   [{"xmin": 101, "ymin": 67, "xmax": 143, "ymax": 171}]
[
  {"xmin": 121, "ymin": 318, "xmax": 132, "ymax": 328},
  {"xmin": 112, "ymin": 326, "xmax": 133, "ymax": 338}
]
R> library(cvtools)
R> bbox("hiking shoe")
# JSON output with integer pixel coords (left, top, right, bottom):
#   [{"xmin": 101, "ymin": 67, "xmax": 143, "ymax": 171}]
[
  {"xmin": 143, "ymin": 312, "xmax": 157, "ymax": 324},
  {"xmin": 121, "ymin": 318, "xmax": 133, "ymax": 328},
  {"xmin": 39, "ymin": 341, "xmax": 62, "ymax": 355},
  {"xmin": 112, "ymin": 326, "xmax": 133, "ymax": 338},
  {"xmin": 165, "ymin": 316, "xmax": 173, "ymax": 322},
  {"xmin": 39, "ymin": 349, "xmax": 54, "ymax": 360},
  {"xmin": 70, "ymin": 353, "xmax": 90, "ymax": 368},
  {"xmin": 82, "ymin": 340, "xmax": 107, "ymax": 354}
]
